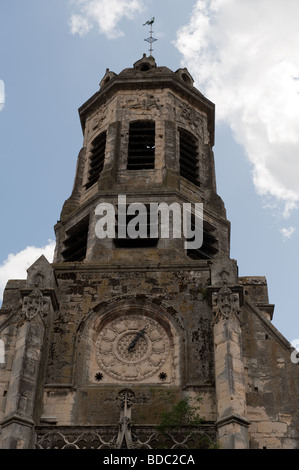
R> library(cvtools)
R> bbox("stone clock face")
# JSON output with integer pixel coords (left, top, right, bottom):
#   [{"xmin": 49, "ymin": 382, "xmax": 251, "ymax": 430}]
[{"xmin": 96, "ymin": 315, "xmax": 170, "ymax": 381}]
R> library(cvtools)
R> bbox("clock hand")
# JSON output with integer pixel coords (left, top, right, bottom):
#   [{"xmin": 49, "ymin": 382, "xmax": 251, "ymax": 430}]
[{"xmin": 128, "ymin": 328, "xmax": 147, "ymax": 351}]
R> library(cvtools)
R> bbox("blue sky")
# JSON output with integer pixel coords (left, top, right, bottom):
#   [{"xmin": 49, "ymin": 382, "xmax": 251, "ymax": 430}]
[{"xmin": 0, "ymin": 0, "xmax": 299, "ymax": 344}]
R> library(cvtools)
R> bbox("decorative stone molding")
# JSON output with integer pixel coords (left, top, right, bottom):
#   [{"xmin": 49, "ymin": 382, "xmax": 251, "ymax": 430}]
[
  {"xmin": 127, "ymin": 92, "xmax": 161, "ymax": 112},
  {"xmin": 21, "ymin": 286, "xmax": 50, "ymax": 323},
  {"xmin": 1, "ymin": 414, "xmax": 35, "ymax": 430},
  {"xmin": 99, "ymin": 69, "xmax": 117, "ymax": 89},
  {"xmin": 116, "ymin": 390, "xmax": 135, "ymax": 449},
  {"xmin": 212, "ymin": 270, "xmax": 248, "ymax": 448},
  {"xmin": 211, "ymin": 268, "xmax": 242, "ymax": 325},
  {"xmin": 175, "ymin": 68, "xmax": 194, "ymax": 86},
  {"xmin": 216, "ymin": 414, "xmax": 251, "ymax": 429},
  {"xmin": 95, "ymin": 315, "xmax": 171, "ymax": 382},
  {"xmin": 179, "ymin": 103, "xmax": 204, "ymax": 130},
  {"xmin": 133, "ymin": 54, "xmax": 156, "ymax": 71},
  {"xmin": 212, "ymin": 284, "xmax": 241, "ymax": 325},
  {"xmin": 118, "ymin": 389, "xmax": 136, "ymax": 409}
]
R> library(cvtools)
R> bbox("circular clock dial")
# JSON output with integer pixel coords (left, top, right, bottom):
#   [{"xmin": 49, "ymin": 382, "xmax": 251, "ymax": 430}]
[
  {"xmin": 96, "ymin": 315, "xmax": 170, "ymax": 381},
  {"xmin": 116, "ymin": 332, "xmax": 148, "ymax": 362}
]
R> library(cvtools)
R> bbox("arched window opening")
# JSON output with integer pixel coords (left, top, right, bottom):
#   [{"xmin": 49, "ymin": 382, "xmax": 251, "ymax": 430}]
[
  {"xmin": 186, "ymin": 218, "xmax": 218, "ymax": 260},
  {"xmin": 114, "ymin": 204, "xmax": 158, "ymax": 248},
  {"xmin": 61, "ymin": 216, "xmax": 89, "ymax": 262},
  {"xmin": 85, "ymin": 131, "xmax": 107, "ymax": 189},
  {"xmin": 127, "ymin": 121, "xmax": 155, "ymax": 170},
  {"xmin": 179, "ymin": 129, "xmax": 200, "ymax": 186}
]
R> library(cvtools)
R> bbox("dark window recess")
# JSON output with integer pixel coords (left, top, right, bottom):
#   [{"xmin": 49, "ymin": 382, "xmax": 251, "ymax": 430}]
[
  {"xmin": 85, "ymin": 131, "xmax": 107, "ymax": 189},
  {"xmin": 179, "ymin": 129, "xmax": 200, "ymax": 186},
  {"xmin": 114, "ymin": 205, "xmax": 158, "ymax": 248},
  {"xmin": 61, "ymin": 217, "xmax": 89, "ymax": 262},
  {"xmin": 187, "ymin": 218, "xmax": 218, "ymax": 260},
  {"xmin": 127, "ymin": 121, "xmax": 155, "ymax": 170}
]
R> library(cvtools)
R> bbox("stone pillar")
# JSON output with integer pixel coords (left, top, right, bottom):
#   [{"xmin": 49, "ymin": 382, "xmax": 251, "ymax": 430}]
[
  {"xmin": 212, "ymin": 281, "xmax": 250, "ymax": 449},
  {"xmin": 1, "ymin": 256, "xmax": 57, "ymax": 449},
  {"xmin": 0, "ymin": 287, "xmax": 54, "ymax": 448}
]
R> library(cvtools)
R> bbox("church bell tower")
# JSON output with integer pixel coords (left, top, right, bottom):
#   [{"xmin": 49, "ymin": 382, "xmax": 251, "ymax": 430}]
[{"xmin": 1, "ymin": 55, "xmax": 298, "ymax": 450}]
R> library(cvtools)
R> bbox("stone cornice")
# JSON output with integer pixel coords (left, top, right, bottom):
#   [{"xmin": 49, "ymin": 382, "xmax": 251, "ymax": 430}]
[
  {"xmin": 79, "ymin": 71, "xmax": 215, "ymax": 145},
  {"xmin": 1, "ymin": 414, "xmax": 35, "ymax": 429},
  {"xmin": 216, "ymin": 414, "xmax": 251, "ymax": 429},
  {"xmin": 51, "ymin": 261, "xmax": 211, "ymax": 273}
]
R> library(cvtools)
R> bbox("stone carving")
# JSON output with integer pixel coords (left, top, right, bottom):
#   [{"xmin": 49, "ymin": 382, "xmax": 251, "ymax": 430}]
[
  {"xmin": 34, "ymin": 272, "xmax": 44, "ymax": 288},
  {"xmin": 96, "ymin": 315, "xmax": 170, "ymax": 381},
  {"xmin": 212, "ymin": 270, "xmax": 241, "ymax": 324},
  {"xmin": 179, "ymin": 103, "xmax": 204, "ymax": 131},
  {"xmin": 89, "ymin": 105, "xmax": 107, "ymax": 132},
  {"xmin": 115, "ymin": 390, "xmax": 135, "ymax": 449},
  {"xmin": 118, "ymin": 389, "xmax": 136, "ymax": 408},
  {"xmin": 128, "ymin": 93, "xmax": 161, "ymax": 112},
  {"xmin": 22, "ymin": 286, "xmax": 49, "ymax": 322}
]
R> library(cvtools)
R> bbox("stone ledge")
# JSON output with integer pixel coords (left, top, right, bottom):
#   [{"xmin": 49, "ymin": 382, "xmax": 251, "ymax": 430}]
[
  {"xmin": 1, "ymin": 413, "xmax": 35, "ymax": 429},
  {"xmin": 216, "ymin": 414, "xmax": 251, "ymax": 429}
]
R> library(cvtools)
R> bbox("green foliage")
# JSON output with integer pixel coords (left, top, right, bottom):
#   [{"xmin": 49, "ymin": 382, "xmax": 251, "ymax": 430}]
[
  {"xmin": 157, "ymin": 396, "xmax": 203, "ymax": 433},
  {"xmin": 156, "ymin": 395, "xmax": 219, "ymax": 449},
  {"xmin": 201, "ymin": 289, "xmax": 208, "ymax": 300}
]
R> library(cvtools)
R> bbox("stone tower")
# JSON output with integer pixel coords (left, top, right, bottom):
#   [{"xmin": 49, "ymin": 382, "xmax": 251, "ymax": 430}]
[{"xmin": 1, "ymin": 56, "xmax": 299, "ymax": 450}]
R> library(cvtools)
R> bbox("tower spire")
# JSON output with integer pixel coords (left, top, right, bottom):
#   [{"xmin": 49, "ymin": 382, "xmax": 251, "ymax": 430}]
[{"xmin": 143, "ymin": 17, "xmax": 157, "ymax": 56}]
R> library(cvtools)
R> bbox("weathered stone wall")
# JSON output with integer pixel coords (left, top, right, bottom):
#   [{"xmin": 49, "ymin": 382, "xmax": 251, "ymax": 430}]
[
  {"xmin": 1, "ymin": 57, "xmax": 299, "ymax": 449},
  {"xmin": 54, "ymin": 58, "xmax": 228, "ymax": 266},
  {"xmin": 0, "ymin": 280, "xmax": 25, "ymax": 446},
  {"xmin": 242, "ymin": 299, "xmax": 299, "ymax": 449},
  {"xmin": 41, "ymin": 266, "xmax": 216, "ymax": 427}
]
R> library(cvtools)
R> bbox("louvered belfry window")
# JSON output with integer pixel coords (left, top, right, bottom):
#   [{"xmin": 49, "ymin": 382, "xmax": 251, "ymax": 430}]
[
  {"xmin": 127, "ymin": 121, "xmax": 155, "ymax": 170},
  {"xmin": 85, "ymin": 131, "xmax": 107, "ymax": 189},
  {"xmin": 61, "ymin": 216, "xmax": 89, "ymax": 262},
  {"xmin": 114, "ymin": 204, "xmax": 159, "ymax": 248},
  {"xmin": 179, "ymin": 129, "xmax": 200, "ymax": 186},
  {"xmin": 186, "ymin": 218, "xmax": 218, "ymax": 260}
]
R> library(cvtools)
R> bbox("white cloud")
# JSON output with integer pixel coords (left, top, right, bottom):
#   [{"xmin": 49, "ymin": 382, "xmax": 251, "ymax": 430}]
[
  {"xmin": 0, "ymin": 240, "xmax": 55, "ymax": 303},
  {"xmin": 69, "ymin": 13, "xmax": 92, "ymax": 36},
  {"xmin": 0, "ymin": 79, "xmax": 5, "ymax": 111},
  {"xmin": 69, "ymin": 0, "xmax": 144, "ymax": 39},
  {"xmin": 175, "ymin": 0, "xmax": 299, "ymax": 217},
  {"xmin": 280, "ymin": 226, "xmax": 296, "ymax": 242}
]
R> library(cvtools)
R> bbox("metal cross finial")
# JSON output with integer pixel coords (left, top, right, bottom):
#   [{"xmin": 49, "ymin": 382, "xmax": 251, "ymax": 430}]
[{"xmin": 143, "ymin": 17, "xmax": 157, "ymax": 56}]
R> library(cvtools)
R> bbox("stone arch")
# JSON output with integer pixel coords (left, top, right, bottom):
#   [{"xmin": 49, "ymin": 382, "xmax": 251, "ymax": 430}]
[
  {"xmin": 133, "ymin": 54, "xmax": 156, "ymax": 72},
  {"xmin": 74, "ymin": 295, "xmax": 185, "ymax": 387},
  {"xmin": 175, "ymin": 68, "xmax": 194, "ymax": 86}
]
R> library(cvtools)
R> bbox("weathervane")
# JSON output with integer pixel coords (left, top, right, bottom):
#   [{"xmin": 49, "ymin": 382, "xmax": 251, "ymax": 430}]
[{"xmin": 143, "ymin": 17, "xmax": 157, "ymax": 56}]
